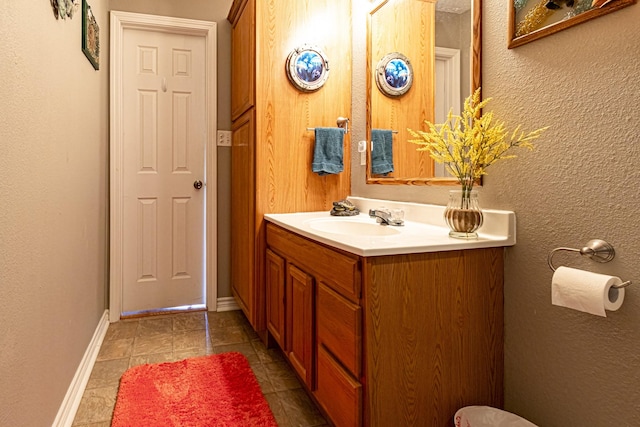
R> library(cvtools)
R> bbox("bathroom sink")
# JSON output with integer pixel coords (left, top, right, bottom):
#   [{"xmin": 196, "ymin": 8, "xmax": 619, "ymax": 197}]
[
  {"xmin": 306, "ymin": 217, "xmax": 402, "ymax": 237},
  {"xmin": 264, "ymin": 199, "xmax": 516, "ymax": 256}
]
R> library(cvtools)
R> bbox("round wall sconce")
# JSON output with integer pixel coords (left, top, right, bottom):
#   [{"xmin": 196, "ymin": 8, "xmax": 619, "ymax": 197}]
[
  {"xmin": 375, "ymin": 52, "xmax": 413, "ymax": 97},
  {"xmin": 285, "ymin": 45, "xmax": 330, "ymax": 92}
]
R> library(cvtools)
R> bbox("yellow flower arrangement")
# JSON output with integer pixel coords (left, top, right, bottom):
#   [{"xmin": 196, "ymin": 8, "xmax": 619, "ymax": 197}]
[{"xmin": 408, "ymin": 88, "xmax": 548, "ymax": 196}]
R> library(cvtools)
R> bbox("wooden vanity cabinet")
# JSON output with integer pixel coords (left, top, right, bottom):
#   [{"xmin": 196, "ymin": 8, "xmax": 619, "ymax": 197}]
[
  {"xmin": 266, "ymin": 223, "xmax": 363, "ymax": 423},
  {"xmin": 266, "ymin": 222, "xmax": 504, "ymax": 427}
]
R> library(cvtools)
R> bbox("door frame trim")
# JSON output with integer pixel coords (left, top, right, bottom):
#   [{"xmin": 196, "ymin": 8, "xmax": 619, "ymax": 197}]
[
  {"xmin": 109, "ymin": 11, "xmax": 217, "ymax": 322},
  {"xmin": 434, "ymin": 47, "xmax": 461, "ymax": 177},
  {"xmin": 435, "ymin": 46, "xmax": 461, "ymax": 116}
]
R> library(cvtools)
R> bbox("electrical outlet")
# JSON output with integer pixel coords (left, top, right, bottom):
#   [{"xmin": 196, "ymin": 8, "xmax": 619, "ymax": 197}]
[
  {"xmin": 358, "ymin": 140, "xmax": 367, "ymax": 166},
  {"xmin": 217, "ymin": 130, "xmax": 232, "ymax": 147}
]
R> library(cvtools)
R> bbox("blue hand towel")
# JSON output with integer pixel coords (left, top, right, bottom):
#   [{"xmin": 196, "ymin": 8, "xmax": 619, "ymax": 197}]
[
  {"xmin": 312, "ymin": 127, "xmax": 345, "ymax": 176},
  {"xmin": 371, "ymin": 129, "xmax": 394, "ymax": 175}
]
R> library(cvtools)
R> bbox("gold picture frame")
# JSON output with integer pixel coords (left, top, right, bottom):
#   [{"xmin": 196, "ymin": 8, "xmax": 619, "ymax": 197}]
[
  {"xmin": 508, "ymin": 0, "xmax": 636, "ymax": 49},
  {"xmin": 82, "ymin": 0, "xmax": 99, "ymax": 70}
]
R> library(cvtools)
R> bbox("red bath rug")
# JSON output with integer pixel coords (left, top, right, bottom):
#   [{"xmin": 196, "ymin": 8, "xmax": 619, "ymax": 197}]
[{"xmin": 111, "ymin": 352, "xmax": 277, "ymax": 427}]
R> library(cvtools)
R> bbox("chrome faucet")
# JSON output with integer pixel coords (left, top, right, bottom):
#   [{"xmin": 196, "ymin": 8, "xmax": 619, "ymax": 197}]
[{"xmin": 369, "ymin": 208, "xmax": 404, "ymax": 226}]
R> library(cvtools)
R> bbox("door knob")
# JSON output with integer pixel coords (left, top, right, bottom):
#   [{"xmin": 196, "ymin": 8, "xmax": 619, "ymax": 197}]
[{"xmin": 193, "ymin": 180, "xmax": 203, "ymax": 190}]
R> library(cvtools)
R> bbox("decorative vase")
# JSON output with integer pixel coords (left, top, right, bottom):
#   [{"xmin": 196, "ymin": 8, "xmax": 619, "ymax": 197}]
[{"xmin": 444, "ymin": 189, "xmax": 483, "ymax": 239}]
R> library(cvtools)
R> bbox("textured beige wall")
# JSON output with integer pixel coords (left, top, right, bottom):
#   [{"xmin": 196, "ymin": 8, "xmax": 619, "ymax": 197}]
[
  {"xmin": 0, "ymin": 1, "xmax": 110, "ymax": 425},
  {"xmin": 353, "ymin": 2, "xmax": 640, "ymax": 426},
  {"xmin": 109, "ymin": 0, "xmax": 234, "ymax": 298}
]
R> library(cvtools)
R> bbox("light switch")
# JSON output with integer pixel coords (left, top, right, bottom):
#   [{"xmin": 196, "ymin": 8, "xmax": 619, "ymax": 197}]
[{"xmin": 217, "ymin": 130, "xmax": 232, "ymax": 147}]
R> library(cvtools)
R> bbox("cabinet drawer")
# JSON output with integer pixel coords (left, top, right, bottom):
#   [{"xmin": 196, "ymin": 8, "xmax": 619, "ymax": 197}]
[
  {"xmin": 315, "ymin": 345, "xmax": 362, "ymax": 427},
  {"xmin": 266, "ymin": 223, "xmax": 361, "ymax": 302},
  {"xmin": 317, "ymin": 282, "xmax": 361, "ymax": 377}
]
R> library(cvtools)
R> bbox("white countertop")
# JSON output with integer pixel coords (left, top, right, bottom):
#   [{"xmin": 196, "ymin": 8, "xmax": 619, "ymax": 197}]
[{"xmin": 264, "ymin": 197, "xmax": 516, "ymax": 257}]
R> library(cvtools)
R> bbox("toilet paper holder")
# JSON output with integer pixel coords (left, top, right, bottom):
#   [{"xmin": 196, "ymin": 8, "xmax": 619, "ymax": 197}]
[{"xmin": 548, "ymin": 239, "xmax": 632, "ymax": 288}]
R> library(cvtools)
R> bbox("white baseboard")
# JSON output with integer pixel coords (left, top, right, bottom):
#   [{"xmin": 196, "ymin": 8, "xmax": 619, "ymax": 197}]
[
  {"xmin": 216, "ymin": 296, "xmax": 240, "ymax": 312},
  {"xmin": 53, "ymin": 309, "xmax": 110, "ymax": 427}
]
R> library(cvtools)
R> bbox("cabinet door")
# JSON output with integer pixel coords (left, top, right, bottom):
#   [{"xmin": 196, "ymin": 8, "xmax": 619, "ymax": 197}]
[
  {"xmin": 266, "ymin": 249, "xmax": 286, "ymax": 349},
  {"xmin": 230, "ymin": 109, "xmax": 255, "ymax": 323},
  {"xmin": 230, "ymin": 0, "xmax": 255, "ymax": 120},
  {"xmin": 286, "ymin": 264, "xmax": 314, "ymax": 388}
]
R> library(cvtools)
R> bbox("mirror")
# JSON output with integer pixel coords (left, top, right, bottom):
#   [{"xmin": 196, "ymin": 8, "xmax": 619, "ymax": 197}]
[{"xmin": 366, "ymin": 0, "xmax": 481, "ymax": 185}]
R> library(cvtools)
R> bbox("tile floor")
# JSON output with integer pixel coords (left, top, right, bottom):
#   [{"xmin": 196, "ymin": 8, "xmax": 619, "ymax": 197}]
[{"xmin": 72, "ymin": 310, "xmax": 328, "ymax": 427}]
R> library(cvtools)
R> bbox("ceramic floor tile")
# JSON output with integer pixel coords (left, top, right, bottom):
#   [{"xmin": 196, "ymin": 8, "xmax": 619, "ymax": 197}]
[
  {"xmin": 264, "ymin": 359, "xmax": 303, "ymax": 392},
  {"xmin": 72, "ymin": 422, "xmax": 112, "ymax": 427},
  {"xmin": 85, "ymin": 358, "xmax": 129, "ymax": 389},
  {"xmin": 173, "ymin": 329, "xmax": 209, "ymax": 352},
  {"xmin": 230, "ymin": 310, "xmax": 252, "ymax": 326},
  {"xmin": 103, "ymin": 320, "xmax": 138, "ymax": 341},
  {"xmin": 252, "ymin": 339, "xmax": 286, "ymax": 364},
  {"xmin": 174, "ymin": 347, "xmax": 211, "ymax": 361},
  {"xmin": 207, "ymin": 310, "xmax": 247, "ymax": 329},
  {"xmin": 128, "ymin": 352, "xmax": 174, "ymax": 368},
  {"xmin": 210, "ymin": 325, "xmax": 249, "ymax": 346},
  {"xmin": 277, "ymin": 388, "xmax": 327, "ymax": 427},
  {"xmin": 243, "ymin": 323, "xmax": 261, "ymax": 341},
  {"xmin": 96, "ymin": 338, "xmax": 134, "ymax": 362},
  {"xmin": 137, "ymin": 317, "xmax": 173, "ymax": 336},
  {"xmin": 72, "ymin": 386, "xmax": 117, "ymax": 426},
  {"xmin": 212, "ymin": 341, "xmax": 261, "ymax": 366},
  {"xmin": 172, "ymin": 311, "xmax": 208, "ymax": 332},
  {"xmin": 264, "ymin": 392, "xmax": 291, "ymax": 427},
  {"xmin": 249, "ymin": 362, "xmax": 275, "ymax": 394},
  {"xmin": 132, "ymin": 333, "xmax": 173, "ymax": 356}
]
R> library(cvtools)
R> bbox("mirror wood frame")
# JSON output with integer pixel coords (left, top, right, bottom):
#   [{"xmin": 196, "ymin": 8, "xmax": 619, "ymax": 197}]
[
  {"xmin": 366, "ymin": 0, "xmax": 482, "ymax": 186},
  {"xmin": 508, "ymin": 0, "xmax": 636, "ymax": 49}
]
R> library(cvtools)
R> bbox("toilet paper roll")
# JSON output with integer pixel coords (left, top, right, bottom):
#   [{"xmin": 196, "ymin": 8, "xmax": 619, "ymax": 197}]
[{"xmin": 551, "ymin": 266, "xmax": 625, "ymax": 317}]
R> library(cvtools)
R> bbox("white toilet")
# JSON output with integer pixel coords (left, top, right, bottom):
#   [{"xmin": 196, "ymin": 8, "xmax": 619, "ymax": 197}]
[{"xmin": 454, "ymin": 406, "xmax": 538, "ymax": 427}]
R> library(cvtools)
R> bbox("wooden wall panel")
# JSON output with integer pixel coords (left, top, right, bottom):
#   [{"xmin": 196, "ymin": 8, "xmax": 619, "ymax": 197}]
[
  {"xmin": 229, "ymin": 0, "xmax": 352, "ymax": 335},
  {"xmin": 255, "ymin": 0, "xmax": 352, "ymax": 217}
]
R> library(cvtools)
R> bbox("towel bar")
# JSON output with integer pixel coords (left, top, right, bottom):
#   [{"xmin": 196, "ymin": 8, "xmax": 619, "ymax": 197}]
[{"xmin": 307, "ymin": 117, "xmax": 349, "ymax": 133}]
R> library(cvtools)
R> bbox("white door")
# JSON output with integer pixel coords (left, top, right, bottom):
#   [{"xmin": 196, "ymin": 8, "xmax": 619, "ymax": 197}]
[{"xmin": 121, "ymin": 28, "xmax": 206, "ymax": 314}]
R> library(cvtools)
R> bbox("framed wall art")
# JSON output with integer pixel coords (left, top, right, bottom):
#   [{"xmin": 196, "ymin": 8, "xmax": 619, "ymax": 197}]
[
  {"xmin": 50, "ymin": 0, "xmax": 79, "ymax": 20},
  {"xmin": 82, "ymin": 0, "xmax": 100, "ymax": 70},
  {"xmin": 285, "ymin": 45, "xmax": 330, "ymax": 92},
  {"xmin": 509, "ymin": 0, "xmax": 637, "ymax": 48}
]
